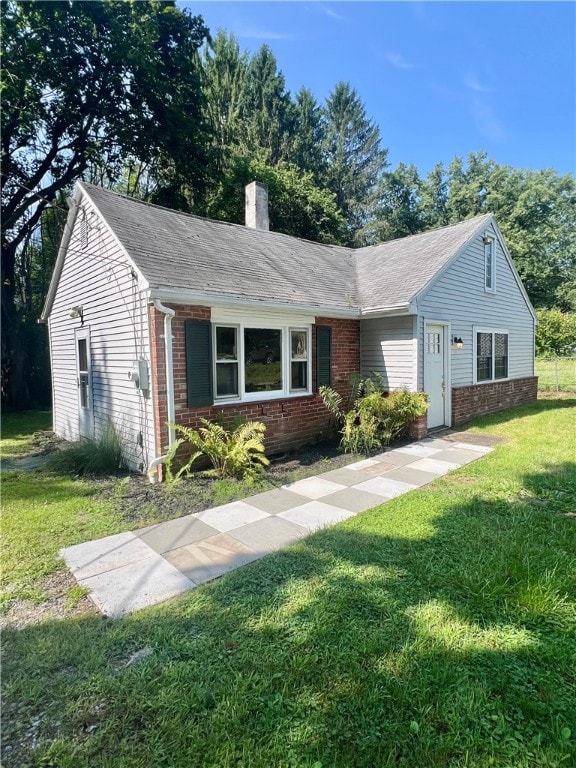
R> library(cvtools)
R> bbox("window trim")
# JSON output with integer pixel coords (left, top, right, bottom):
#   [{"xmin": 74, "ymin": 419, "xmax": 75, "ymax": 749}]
[
  {"xmin": 213, "ymin": 323, "xmax": 240, "ymax": 400},
  {"xmin": 211, "ymin": 322, "xmax": 312, "ymax": 403},
  {"xmin": 484, "ymin": 234, "xmax": 496, "ymax": 293},
  {"xmin": 473, "ymin": 327, "xmax": 509, "ymax": 384}
]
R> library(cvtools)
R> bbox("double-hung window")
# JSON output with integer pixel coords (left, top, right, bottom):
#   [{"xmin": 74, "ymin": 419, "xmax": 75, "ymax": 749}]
[
  {"xmin": 213, "ymin": 323, "xmax": 312, "ymax": 401},
  {"xmin": 475, "ymin": 328, "xmax": 508, "ymax": 383}
]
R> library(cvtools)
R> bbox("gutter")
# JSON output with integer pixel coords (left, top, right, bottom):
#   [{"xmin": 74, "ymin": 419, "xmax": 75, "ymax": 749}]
[
  {"xmin": 149, "ymin": 289, "xmax": 360, "ymax": 318},
  {"xmin": 147, "ymin": 300, "xmax": 176, "ymax": 483}
]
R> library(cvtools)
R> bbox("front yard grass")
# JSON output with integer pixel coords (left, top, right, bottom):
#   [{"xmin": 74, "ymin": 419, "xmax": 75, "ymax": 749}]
[{"xmin": 2, "ymin": 396, "xmax": 576, "ymax": 767}]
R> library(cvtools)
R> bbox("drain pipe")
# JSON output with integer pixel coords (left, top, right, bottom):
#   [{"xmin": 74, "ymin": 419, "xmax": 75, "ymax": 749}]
[{"xmin": 147, "ymin": 300, "xmax": 176, "ymax": 483}]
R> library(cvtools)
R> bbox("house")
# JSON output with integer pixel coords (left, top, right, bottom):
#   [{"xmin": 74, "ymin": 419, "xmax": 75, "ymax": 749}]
[{"xmin": 40, "ymin": 181, "xmax": 537, "ymax": 479}]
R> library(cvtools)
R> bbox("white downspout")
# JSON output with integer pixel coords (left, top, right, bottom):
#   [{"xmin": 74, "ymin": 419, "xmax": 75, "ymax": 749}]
[{"xmin": 147, "ymin": 300, "xmax": 176, "ymax": 483}]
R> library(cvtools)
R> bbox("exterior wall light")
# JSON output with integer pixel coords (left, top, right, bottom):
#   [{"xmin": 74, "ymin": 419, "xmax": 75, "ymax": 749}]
[
  {"xmin": 452, "ymin": 336, "xmax": 464, "ymax": 349},
  {"xmin": 69, "ymin": 305, "xmax": 84, "ymax": 325}
]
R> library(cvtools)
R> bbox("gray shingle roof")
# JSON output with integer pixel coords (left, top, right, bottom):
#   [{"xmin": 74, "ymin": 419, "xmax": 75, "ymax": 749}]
[
  {"xmin": 82, "ymin": 184, "xmax": 356, "ymax": 311},
  {"xmin": 354, "ymin": 214, "xmax": 492, "ymax": 310},
  {"xmin": 82, "ymin": 183, "xmax": 492, "ymax": 313}
]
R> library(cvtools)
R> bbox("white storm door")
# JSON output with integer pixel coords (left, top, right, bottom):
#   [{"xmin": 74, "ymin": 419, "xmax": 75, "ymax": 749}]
[
  {"xmin": 75, "ymin": 329, "xmax": 93, "ymax": 438},
  {"xmin": 424, "ymin": 323, "xmax": 446, "ymax": 429}
]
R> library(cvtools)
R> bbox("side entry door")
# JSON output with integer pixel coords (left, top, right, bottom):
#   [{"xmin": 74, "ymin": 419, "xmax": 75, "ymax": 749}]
[
  {"xmin": 424, "ymin": 323, "xmax": 446, "ymax": 429},
  {"xmin": 75, "ymin": 329, "xmax": 93, "ymax": 438}
]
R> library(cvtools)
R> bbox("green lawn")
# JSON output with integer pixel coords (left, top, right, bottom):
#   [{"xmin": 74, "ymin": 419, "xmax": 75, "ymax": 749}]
[
  {"xmin": 535, "ymin": 356, "xmax": 576, "ymax": 392},
  {"xmin": 2, "ymin": 398, "xmax": 576, "ymax": 767},
  {"xmin": 1, "ymin": 410, "xmax": 52, "ymax": 457}
]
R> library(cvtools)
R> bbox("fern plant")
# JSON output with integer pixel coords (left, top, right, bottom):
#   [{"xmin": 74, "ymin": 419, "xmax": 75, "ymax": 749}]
[
  {"xmin": 165, "ymin": 419, "xmax": 269, "ymax": 483},
  {"xmin": 320, "ymin": 375, "xmax": 429, "ymax": 454}
]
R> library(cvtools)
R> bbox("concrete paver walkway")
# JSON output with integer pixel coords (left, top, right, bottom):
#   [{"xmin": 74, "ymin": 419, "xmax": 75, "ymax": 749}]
[{"xmin": 60, "ymin": 434, "xmax": 495, "ymax": 617}]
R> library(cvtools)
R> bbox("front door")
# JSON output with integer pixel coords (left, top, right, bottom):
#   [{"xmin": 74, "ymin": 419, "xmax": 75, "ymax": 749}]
[
  {"xmin": 75, "ymin": 329, "xmax": 93, "ymax": 438},
  {"xmin": 424, "ymin": 323, "xmax": 446, "ymax": 429}
]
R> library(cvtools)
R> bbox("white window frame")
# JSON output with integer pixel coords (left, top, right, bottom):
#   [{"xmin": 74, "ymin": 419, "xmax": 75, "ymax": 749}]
[
  {"xmin": 213, "ymin": 324, "xmax": 240, "ymax": 400},
  {"xmin": 473, "ymin": 327, "xmax": 509, "ymax": 384},
  {"xmin": 484, "ymin": 235, "xmax": 496, "ymax": 293},
  {"xmin": 212, "ymin": 322, "xmax": 312, "ymax": 403}
]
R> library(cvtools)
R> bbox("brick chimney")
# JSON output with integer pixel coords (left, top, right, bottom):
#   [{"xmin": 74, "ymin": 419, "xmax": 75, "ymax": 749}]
[{"xmin": 245, "ymin": 181, "xmax": 269, "ymax": 230}]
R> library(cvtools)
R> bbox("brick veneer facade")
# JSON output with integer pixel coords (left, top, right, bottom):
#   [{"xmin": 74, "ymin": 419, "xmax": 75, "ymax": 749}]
[
  {"xmin": 150, "ymin": 305, "xmax": 361, "ymax": 461},
  {"xmin": 451, "ymin": 376, "xmax": 538, "ymax": 426}
]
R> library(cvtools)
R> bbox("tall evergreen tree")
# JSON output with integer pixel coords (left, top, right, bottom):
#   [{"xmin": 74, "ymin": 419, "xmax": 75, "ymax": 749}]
[
  {"xmin": 321, "ymin": 82, "xmax": 387, "ymax": 245},
  {"xmin": 202, "ymin": 31, "xmax": 249, "ymax": 151},
  {"xmin": 242, "ymin": 45, "xmax": 294, "ymax": 164},
  {"xmin": 290, "ymin": 87, "xmax": 325, "ymax": 181}
]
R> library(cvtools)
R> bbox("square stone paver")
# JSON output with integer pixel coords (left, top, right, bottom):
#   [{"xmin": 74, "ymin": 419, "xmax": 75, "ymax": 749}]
[
  {"xmin": 228, "ymin": 516, "xmax": 307, "ymax": 553},
  {"xmin": 318, "ymin": 463, "xmax": 395, "ymax": 486},
  {"xmin": 282, "ymin": 476, "xmax": 346, "ymax": 499},
  {"xmin": 321, "ymin": 487, "xmax": 386, "ymax": 513},
  {"xmin": 195, "ymin": 501, "xmax": 270, "ymax": 532},
  {"xmin": 345, "ymin": 458, "xmax": 382, "ymax": 471},
  {"xmin": 408, "ymin": 457, "xmax": 461, "ymax": 475},
  {"xmin": 371, "ymin": 450, "xmax": 420, "ymax": 467},
  {"xmin": 135, "ymin": 515, "xmax": 219, "ymax": 554},
  {"xmin": 385, "ymin": 465, "xmax": 443, "ymax": 487},
  {"xmin": 431, "ymin": 447, "xmax": 487, "ymax": 465},
  {"xmin": 165, "ymin": 533, "xmax": 259, "ymax": 585},
  {"xmin": 61, "ymin": 531, "xmax": 156, "ymax": 580},
  {"xmin": 419, "ymin": 437, "xmax": 456, "ymax": 450},
  {"xmin": 393, "ymin": 443, "xmax": 443, "ymax": 458},
  {"xmin": 79, "ymin": 554, "xmax": 194, "ymax": 617},
  {"xmin": 353, "ymin": 476, "xmax": 418, "ymax": 499},
  {"xmin": 247, "ymin": 487, "xmax": 309, "ymax": 514},
  {"xmin": 449, "ymin": 441, "xmax": 493, "ymax": 454},
  {"xmin": 278, "ymin": 500, "xmax": 357, "ymax": 531}
]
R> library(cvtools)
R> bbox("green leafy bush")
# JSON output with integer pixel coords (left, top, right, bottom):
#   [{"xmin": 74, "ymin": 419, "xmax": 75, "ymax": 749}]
[
  {"xmin": 166, "ymin": 419, "xmax": 270, "ymax": 483},
  {"xmin": 46, "ymin": 420, "xmax": 127, "ymax": 475},
  {"xmin": 320, "ymin": 376, "xmax": 428, "ymax": 454},
  {"xmin": 536, "ymin": 308, "xmax": 576, "ymax": 356}
]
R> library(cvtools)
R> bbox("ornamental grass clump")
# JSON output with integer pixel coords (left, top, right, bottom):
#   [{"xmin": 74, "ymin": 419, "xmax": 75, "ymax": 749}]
[
  {"xmin": 320, "ymin": 375, "xmax": 428, "ymax": 454},
  {"xmin": 46, "ymin": 419, "xmax": 127, "ymax": 475},
  {"xmin": 165, "ymin": 419, "xmax": 269, "ymax": 484}
]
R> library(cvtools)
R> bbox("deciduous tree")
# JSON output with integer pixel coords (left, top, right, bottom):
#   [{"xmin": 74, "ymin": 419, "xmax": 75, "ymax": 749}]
[{"xmin": 1, "ymin": 0, "xmax": 210, "ymax": 406}]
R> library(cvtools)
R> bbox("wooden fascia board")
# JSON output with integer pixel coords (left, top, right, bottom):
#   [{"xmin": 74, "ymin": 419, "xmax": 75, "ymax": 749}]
[{"xmin": 38, "ymin": 186, "xmax": 82, "ymax": 323}]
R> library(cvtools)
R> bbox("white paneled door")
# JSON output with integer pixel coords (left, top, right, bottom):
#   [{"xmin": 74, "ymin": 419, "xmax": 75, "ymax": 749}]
[{"xmin": 424, "ymin": 323, "xmax": 446, "ymax": 429}]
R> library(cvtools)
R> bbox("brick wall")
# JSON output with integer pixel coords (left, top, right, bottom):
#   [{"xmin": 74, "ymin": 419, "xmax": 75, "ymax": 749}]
[
  {"xmin": 451, "ymin": 376, "xmax": 538, "ymax": 426},
  {"xmin": 150, "ymin": 306, "xmax": 361, "ymax": 459}
]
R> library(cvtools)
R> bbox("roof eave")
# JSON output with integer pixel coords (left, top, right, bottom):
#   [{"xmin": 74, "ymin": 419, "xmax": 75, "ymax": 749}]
[
  {"xmin": 359, "ymin": 302, "xmax": 416, "ymax": 318},
  {"xmin": 39, "ymin": 187, "xmax": 83, "ymax": 323},
  {"xmin": 148, "ymin": 288, "xmax": 360, "ymax": 318}
]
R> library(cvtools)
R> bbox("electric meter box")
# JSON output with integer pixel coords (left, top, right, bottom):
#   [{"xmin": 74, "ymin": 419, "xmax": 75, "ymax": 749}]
[{"xmin": 128, "ymin": 359, "xmax": 149, "ymax": 391}]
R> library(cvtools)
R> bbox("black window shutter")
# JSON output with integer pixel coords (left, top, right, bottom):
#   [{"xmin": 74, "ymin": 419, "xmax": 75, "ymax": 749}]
[
  {"xmin": 316, "ymin": 326, "xmax": 332, "ymax": 387},
  {"xmin": 185, "ymin": 319, "xmax": 213, "ymax": 408}
]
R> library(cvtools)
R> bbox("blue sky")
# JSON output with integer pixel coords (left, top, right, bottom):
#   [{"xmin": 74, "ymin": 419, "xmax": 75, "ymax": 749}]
[{"xmin": 184, "ymin": 1, "xmax": 576, "ymax": 178}]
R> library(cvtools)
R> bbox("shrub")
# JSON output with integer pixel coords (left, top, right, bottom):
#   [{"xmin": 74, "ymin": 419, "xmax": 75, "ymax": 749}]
[
  {"xmin": 536, "ymin": 308, "xmax": 576, "ymax": 356},
  {"xmin": 320, "ymin": 376, "xmax": 428, "ymax": 454},
  {"xmin": 47, "ymin": 420, "xmax": 127, "ymax": 475},
  {"xmin": 165, "ymin": 419, "xmax": 270, "ymax": 483}
]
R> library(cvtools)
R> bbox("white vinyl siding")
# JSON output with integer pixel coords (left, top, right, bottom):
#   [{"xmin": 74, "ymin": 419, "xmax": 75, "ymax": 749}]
[
  {"xmin": 360, "ymin": 315, "xmax": 417, "ymax": 390},
  {"xmin": 417, "ymin": 222, "xmax": 535, "ymax": 389},
  {"xmin": 48, "ymin": 198, "xmax": 154, "ymax": 471}
]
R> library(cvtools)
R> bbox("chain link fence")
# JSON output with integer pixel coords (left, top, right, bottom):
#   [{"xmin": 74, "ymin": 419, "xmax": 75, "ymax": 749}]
[{"xmin": 535, "ymin": 356, "xmax": 576, "ymax": 392}]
